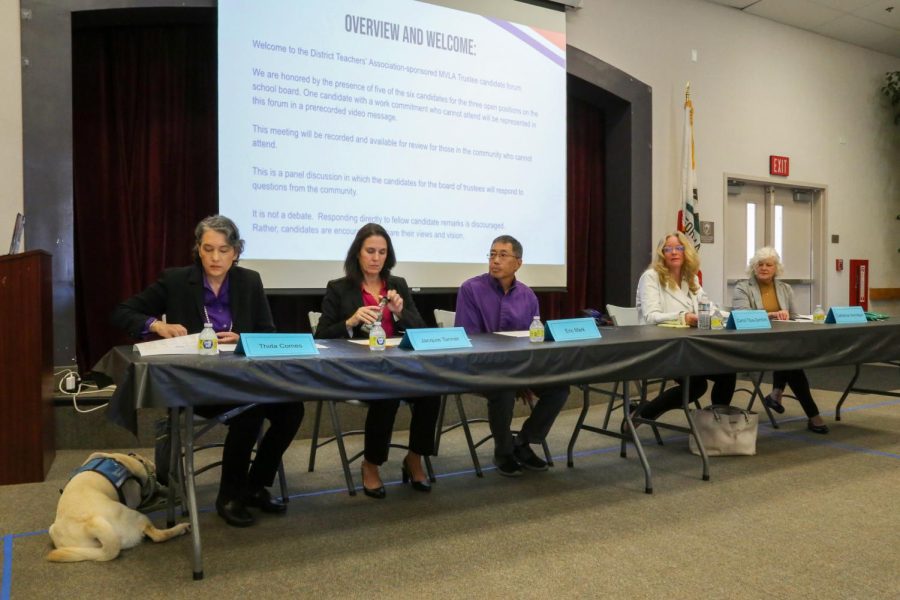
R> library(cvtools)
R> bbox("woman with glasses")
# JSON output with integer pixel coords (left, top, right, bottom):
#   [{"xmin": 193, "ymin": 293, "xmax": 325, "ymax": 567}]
[
  {"xmin": 314, "ymin": 222, "xmax": 440, "ymax": 498},
  {"xmin": 632, "ymin": 231, "xmax": 736, "ymax": 422},
  {"xmin": 111, "ymin": 215, "xmax": 303, "ymax": 527},
  {"xmin": 732, "ymin": 246, "xmax": 828, "ymax": 433}
]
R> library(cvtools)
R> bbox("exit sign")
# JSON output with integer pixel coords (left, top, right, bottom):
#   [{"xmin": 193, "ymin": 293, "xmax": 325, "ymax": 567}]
[{"xmin": 769, "ymin": 155, "xmax": 790, "ymax": 176}]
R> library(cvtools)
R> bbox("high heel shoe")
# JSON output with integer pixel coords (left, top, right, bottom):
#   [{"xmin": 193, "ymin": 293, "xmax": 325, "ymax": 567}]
[
  {"xmin": 401, "ymin": 456, "xmax": 432, "ymax": 492},
  {"xmin": 807, "ymin": 420, "xmax": 829, "ymax": 434},
  {"xmin": 360, "ymin": 464, "xmax": 386, "ymax": 499},
  {"xmin": 763, "ymin": 394, "xmax": 785, "ymax": 414}
]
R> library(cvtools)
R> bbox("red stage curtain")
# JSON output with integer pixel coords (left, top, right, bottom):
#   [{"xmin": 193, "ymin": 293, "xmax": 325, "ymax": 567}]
[
  {"xmin": 537, "ymin": 94, "xmax": 605, "ymax": 320},
  {"xmin": 73, "ymin": 10, "xmax": 217, "ymax": 372}
]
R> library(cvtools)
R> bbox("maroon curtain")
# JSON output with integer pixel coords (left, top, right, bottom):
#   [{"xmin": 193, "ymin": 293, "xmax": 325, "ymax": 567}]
[
  {"xmin": 73, "ymin": 10, "xmax": 217, "ymax": 372},
  {"xmin": 537, "ymin": 95, "xmax": 605, "ymax": 320}
]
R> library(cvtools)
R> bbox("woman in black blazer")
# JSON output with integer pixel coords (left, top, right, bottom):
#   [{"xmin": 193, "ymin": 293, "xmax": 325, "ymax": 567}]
[
  {"xmin": 315, "ymin": 223, "xmax": 439, "ymax": 498},
  {"xmin": 111, "ymin": 215, "xmax": 303, "ymax": 527}
]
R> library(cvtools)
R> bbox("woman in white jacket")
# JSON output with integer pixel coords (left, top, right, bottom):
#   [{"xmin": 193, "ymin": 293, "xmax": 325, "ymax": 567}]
[{"xmin": 633, "ymin": 231, "xmax": 736, "ymax": 421}]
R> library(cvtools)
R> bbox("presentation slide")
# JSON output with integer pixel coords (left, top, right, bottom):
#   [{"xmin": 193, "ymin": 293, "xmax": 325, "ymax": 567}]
[{"xmin": 219, "ymin": 0, "xmax": 566, "ymax": 289}]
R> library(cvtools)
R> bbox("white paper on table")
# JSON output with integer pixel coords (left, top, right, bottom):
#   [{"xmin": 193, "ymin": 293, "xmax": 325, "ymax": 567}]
[
  {"xmin": 793, "ymin": 315, "xmax": 813, "ymax": 321},
  {"xmin": 347, "ymin": 337, "xmax": 403, "ymax": 347},
  {"xmin": 133, "ymin": 334, "xmax": 200, "ymax": 356},
  {"xmin": 494, "ymin": 330, "xmax": 530, "ymax": 337},
  {"xmin": 219, "ymin": 344, "xmax": 237, "ymax": 352}
]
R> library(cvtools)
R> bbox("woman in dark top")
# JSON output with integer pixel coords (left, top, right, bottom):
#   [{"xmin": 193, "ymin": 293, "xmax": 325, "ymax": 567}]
[
  {"xmin": 315, "ymin": 223, "xmax": 439, "ymax": 498},
  {"xmin": 111, "ymin": 215, "xmax": 304, "ymax": 526}
]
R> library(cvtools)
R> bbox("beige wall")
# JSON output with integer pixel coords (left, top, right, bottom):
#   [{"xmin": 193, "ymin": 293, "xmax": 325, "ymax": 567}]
[
  {"xmin": 1, "ymin": 0, "xmax": 23, "ymax": 243},
  {"xmin": 568, "ymin": 0, "xmax": 900, "ymax": 311}
]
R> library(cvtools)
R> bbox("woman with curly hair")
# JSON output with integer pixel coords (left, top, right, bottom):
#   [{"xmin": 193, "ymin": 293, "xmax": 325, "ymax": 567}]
[{"xmin": 633, "ymin": 231, "xmax": 736, "ymax": 421}]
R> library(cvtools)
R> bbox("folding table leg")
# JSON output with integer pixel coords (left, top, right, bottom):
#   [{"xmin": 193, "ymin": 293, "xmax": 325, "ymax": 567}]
[
  {"xmin": 566, "ymin": 386, "xmax": 592, "ymax": 467},
  {"xmin": 621, "ymin": 387, "xmax": 652, "ymax": 494},
  {"xmin": 835, "ymin": 364, "xmax": 861, "ymax": 422},
  {"xmin": 328, "ymin": 401, "xmax": 356, "ymax": 495},
  {"xmin": 182, "ymin": 407, "xmax": 204, "ymax": 580},
  {"xmin": 455, "ymin": 395, "xmax": 483, "ymax": 477},
  {"xmin": 681, "ymin": 380, "xmax": 710, "ymax": 481}
]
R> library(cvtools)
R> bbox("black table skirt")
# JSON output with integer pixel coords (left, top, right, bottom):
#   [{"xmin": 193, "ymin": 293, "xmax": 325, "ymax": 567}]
[{"xmin": 93, "ymin": 320, "xmax": 900, "ymax": 434}]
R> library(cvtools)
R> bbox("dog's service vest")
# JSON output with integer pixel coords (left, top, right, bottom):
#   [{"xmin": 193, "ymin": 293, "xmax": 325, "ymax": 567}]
[{"xmin": 68, "ymin": 457, "xmax": 139, "ymax": 504}]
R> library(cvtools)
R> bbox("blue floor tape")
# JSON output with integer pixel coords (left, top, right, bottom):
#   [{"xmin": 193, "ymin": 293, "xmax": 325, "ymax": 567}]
[{"xmin": 4, "ymin": 394, "xmax": 900, "ymax": 598}]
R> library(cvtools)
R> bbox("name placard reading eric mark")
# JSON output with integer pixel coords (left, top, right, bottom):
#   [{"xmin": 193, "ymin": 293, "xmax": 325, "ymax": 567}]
[
  {"xmin": 545, "ymin": 318, "xmax": 601, "ymax": 342},
  {"xmin": 236, "ymin": 333, "xmax": 319, "ymax": 357}
]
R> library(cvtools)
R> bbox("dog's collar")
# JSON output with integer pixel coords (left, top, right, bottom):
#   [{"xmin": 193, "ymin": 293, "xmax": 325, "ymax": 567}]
[{"xmin": 68, "ymin": 457, "xmax": 143, "ymax": 505}]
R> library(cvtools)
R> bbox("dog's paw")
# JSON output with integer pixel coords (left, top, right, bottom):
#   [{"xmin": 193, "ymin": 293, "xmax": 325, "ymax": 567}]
[{"xmin": 179, "ymin": 523, "xmax": 192, "ymax": 535}]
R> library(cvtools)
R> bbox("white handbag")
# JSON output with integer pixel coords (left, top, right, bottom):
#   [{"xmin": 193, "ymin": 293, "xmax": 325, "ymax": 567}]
[{"xmin": 689, "ymin": 405, "xmax": 758, "ymax": 456}]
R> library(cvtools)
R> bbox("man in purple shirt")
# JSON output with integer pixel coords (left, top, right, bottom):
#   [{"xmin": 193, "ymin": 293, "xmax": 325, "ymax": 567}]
[{"xmin": 455, "ymin": 235, "xmax": 569, "ymax": 476}]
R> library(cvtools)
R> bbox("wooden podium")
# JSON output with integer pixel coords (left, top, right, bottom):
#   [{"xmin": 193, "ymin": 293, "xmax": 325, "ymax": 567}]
[{"xmin": 0, "ymin": 250, "xmax": 55, "ymax": 484}]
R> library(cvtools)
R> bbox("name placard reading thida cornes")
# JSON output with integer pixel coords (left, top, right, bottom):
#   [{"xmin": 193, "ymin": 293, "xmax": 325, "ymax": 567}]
[
  {"xmin": 398, "ymin": 327, "xmax": 472, "ymax": 351},
  {"xmin": 726, "ymin": 310, "xmax": 772, "ymax": 330},
  {"xmin": 545, "ymin": 318, "xmax": 601, "ymax": 342},
  {"xmin": 235, "ymin": 334, "xmax": 319, "ymax": 357},
  {"xmin": 825, "ymin": 306, "xmax": 867, "ymax": 324}
]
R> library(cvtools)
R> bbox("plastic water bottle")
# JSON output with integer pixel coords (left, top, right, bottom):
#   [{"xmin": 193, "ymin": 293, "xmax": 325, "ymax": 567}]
[
  {"xmin": 698, "ymin": 294, "xmax": 711, "ymax": 330},
  {"xmin": 813, "ymin": 304, "xmax": 826, "ymax": 324},
  {"xmin": 369, "ymin": 320, "xmax": 386, "ymax": 351},
  {"xmin": 710, "ymin": 307, "xmax": 725, "ymax": 330},
  {"xmin": 198, "ymin": 322, "xmax": 218, "ymax": 355},
  {"xmin": 529, "ymin": 316, "xmax": 545, "ymax": 343}
]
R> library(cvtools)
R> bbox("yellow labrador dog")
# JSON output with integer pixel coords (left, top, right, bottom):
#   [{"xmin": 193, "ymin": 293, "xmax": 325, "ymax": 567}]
[{"xmin": 48, "ymin": 452, "xmax": 190, "ymax": 562}]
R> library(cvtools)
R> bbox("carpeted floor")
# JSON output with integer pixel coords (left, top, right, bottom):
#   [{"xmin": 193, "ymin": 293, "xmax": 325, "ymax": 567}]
[{"xmin": 2, "ymin": 380, "xmax": 899, "ymax": 599}]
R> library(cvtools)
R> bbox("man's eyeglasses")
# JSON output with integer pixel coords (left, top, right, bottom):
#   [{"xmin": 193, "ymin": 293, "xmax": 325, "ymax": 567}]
[
  {"xmin": 487, "ymin": 252, "xmax": 520, "ymax": 260},
  {"xmin": 662, "ymin": 245, "xmax": 685, "ymax": 254}
]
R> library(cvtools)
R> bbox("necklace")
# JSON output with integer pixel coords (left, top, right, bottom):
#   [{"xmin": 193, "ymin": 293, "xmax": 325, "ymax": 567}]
[{"xmin": 203, "ymin": 306, "xmax": 233, "ymax": 332}]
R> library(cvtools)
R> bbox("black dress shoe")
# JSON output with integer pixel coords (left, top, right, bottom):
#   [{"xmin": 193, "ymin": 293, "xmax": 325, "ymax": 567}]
[
  {"xmin": 763, "ymin": 394, "xmax": 785, "ymax": 414},
  {"xmin": 244, "ymin": 487, "xmax": 287, "ymax": 513},
  {"xmin": 361, "ymin": 466, "xmax": 386, "ymax": 499},
  {"xmin": 807, "ymin": 420, "xmax": 830, "ymax": 434},
  {"xmin": 215, "ymin": 498, "xmax": 255, "ymax": 527}
]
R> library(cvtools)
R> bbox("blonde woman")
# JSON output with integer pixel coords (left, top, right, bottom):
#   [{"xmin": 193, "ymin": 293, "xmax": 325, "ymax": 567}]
[
  {"xmin": 733, "ymin": 247, "xmax": 828, "ymax": 434},
  {"xmin": 633, "ymin": 231, "xmax": 736, "ymax": 421}
]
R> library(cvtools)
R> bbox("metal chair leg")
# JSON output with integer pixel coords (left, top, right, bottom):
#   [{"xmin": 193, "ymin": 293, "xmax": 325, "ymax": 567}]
[
  {"xmin": 434, "ymin": 394, "xmax": 448, "ymax": 455},
  {"xmin": 307, "ymin": 400, "xmax": 324, "ymax": 472}
]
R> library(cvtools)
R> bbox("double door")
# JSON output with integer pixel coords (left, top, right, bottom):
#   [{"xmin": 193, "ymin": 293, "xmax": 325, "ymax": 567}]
[{"xmin": 724, "ymin": 180, "xmax": 824, "ymax": 314}]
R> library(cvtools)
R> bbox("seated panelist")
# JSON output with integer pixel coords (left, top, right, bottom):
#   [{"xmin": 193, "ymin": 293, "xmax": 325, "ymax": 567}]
[
  {"xmin": 454, "ymin": 234, "xmax": 568, "ymax": 477},
  {"xmin": 111, "ymin": 215, "xmax": 304, "ymax": 527},
  {"xmin": 732, "ymin": 246, "xmax": 828, "ymax": 434},
  {"xmin": 314, "ymin": 222, "xmax": 440, "ymax": 499},
  {"xmin": 633, "ymin": 231, "xmax": 736, "ymax": 422}
]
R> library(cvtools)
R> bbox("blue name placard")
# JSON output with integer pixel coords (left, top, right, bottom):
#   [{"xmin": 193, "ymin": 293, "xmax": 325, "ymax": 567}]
[
  {"xmin": 726, "ymin": 310, "xmax": 772, "ymax": 330},
  {"xmin": 398, "ymin": 327, "xmax": 472, "ymax": 351},
  {"xmin": 545, "ymin": 318, "xmax": 601, "ymax": 342},
  {"xmin": 825, "ymin": 306, "xmax": 867, "ymax": 324},
  {"xmin": 235, "ymin": 333, "xmax": 319, "ymax": 357}
]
